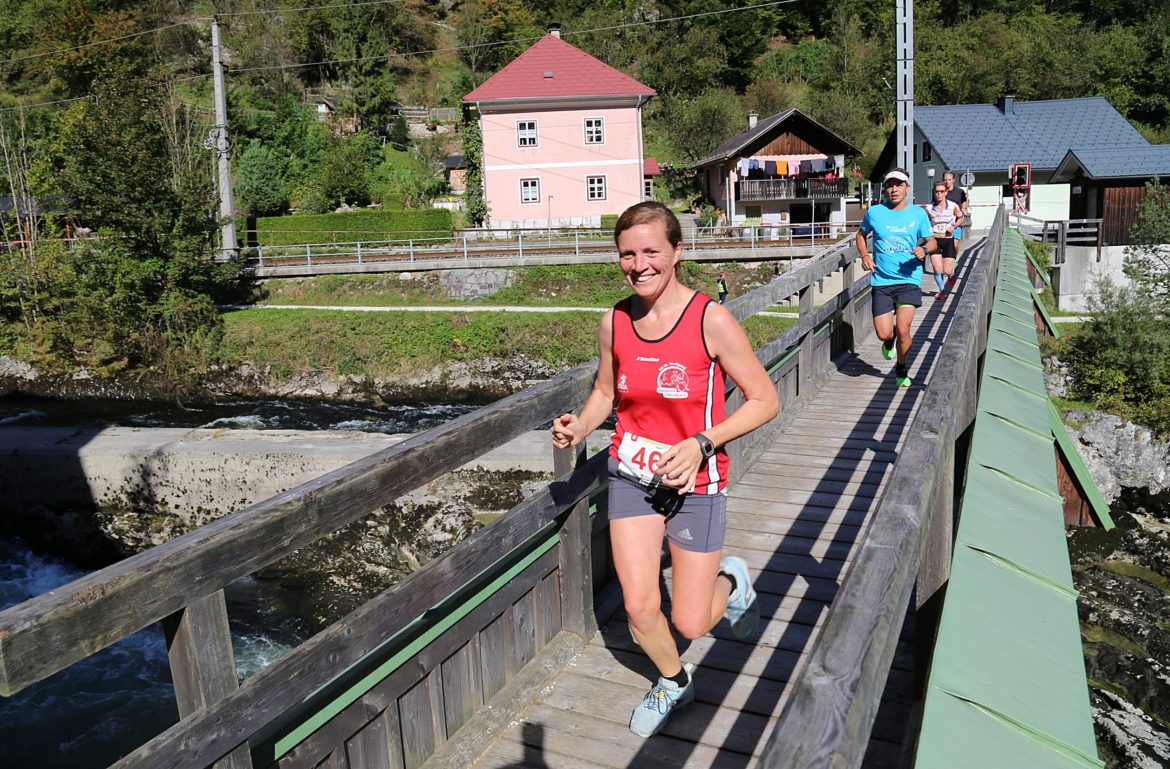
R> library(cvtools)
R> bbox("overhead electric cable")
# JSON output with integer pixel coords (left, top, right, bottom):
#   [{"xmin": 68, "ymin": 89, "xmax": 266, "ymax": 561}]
[
  {"xmin": 3, "ymin": 21, "xmax": 195, "ymax": 67},
  {"xmin": 230, "ymin": 0, "xmax": 799, "ymax": 74}
]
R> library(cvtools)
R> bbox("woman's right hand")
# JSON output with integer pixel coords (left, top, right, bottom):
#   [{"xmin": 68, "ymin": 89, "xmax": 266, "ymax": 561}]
[{"xmin": 551, "ymin": 413, "xmax": 582, "ymax": 449}]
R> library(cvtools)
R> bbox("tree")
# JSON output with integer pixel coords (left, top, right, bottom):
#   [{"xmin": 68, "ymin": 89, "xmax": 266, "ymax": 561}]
[
  {"xmin": 235, "ymin": 140, "xmax": 288, "ymax": 217},
  {"xmin": 658, "ymin": 88, "xmax": 743, "ymax": 164},
  {"xmin": 1124, "ymin": 177, "xmax": 1170, "ymax": 308},
  {"xmin": 454, "ymin": 0, "xmax": 543, "ymax": 80},
  {"xmin": 461, "ymin": 107, "xmax": 489, "ymax": 226}
]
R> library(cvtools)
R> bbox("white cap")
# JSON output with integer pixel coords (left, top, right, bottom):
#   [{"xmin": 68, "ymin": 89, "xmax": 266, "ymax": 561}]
[{"xmin": 882, "ymin": 170, "xmax": 910, "ymax": 184}]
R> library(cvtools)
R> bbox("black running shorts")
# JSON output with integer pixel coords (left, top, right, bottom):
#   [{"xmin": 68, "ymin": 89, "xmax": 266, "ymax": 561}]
[{"xmin": 872, "ymin": 283, "xmax": 922, "ymax": 316}]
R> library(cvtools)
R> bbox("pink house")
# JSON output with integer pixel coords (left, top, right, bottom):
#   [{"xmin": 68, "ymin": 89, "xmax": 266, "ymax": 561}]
[{"xmin": 463, "ymin": 30, "xmax": 656, "ymax": 229}]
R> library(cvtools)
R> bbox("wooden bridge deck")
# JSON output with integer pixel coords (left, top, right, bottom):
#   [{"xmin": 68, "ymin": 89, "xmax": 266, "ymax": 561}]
[{"xmin": 466, "ymin": 241, "xmax": 985, "ymax": 769}]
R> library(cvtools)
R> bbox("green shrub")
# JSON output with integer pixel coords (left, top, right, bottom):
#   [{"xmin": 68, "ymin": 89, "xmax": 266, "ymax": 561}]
[{"xmin": 1062, "ymin": 279, "xmax": 1170, "ymax": 435}]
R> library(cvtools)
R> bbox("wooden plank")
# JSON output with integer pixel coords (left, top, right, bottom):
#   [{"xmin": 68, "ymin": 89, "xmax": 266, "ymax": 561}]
[
  {"xmin": 419, "ymin": 632, "xmax": 583, "ymax": 769},
  {"xmin": 344, "ymin": 710, "xmax": 403, "ymax": 769},
  {"xmin": 757, "ymin": 209, "xmax": 1003, "ymax": 769},
  {"xmin": 477, "ymin": 736, "xmax": 607, "ymax": 769},
  {"xmin": 399, "ymin": 670, "xmax": 444, "ymax": 769},
  {"xmin": 729, "ymin": 483, "xmax": 880, "ymax": 511},
  {"xmin": 722, "ymin": 528, "xmax": 857, "ymax": 565},
  {"xmin": 725, "ymin": 510, "xmax": 865, "ymax": 542},
  {"xmin": 491, "ymin": 709, "xmax": 751, "ymax": 769},
  {"xmin": 725, "ymin": 498, "xmax": 874, "ymax": 528},
  {"xmin": 553, "ymin": 443, "xmax": 595, "ymax": 641},
  {"xmin": 162, "ymin": 590, "xmax": 253, "ymax": 769},
  {"xmin": 479, "ymin": 609, "xmax": 513, "ymax": 701},
  {"xmin": 107, "ymin": 458, "xmax": 606, "ymax": 769},
  {"xmin": 533, "ymin": 570, "xmax": 560, "ymax": 649},
  {"xmin": 440, "ymin": 639, "xmax": 482, "ymax": 738},
  {"xmin": 539, "ymin": 671, "xmax": 770, "ymax": 755},
  {"xmin": 733, "ymin": 474, "xmax": 884, "ymax": 499},
  {"xmin": 277, "ymin": 551, "xmax": 558, "ymax": 769},
  {"xmin": 510, "ymin": 590, "xmax": 537, "ymax": 673},
  {"xmin": 0, "ymin": 363, "xmax": 598, "ymax": 697},
  {"xmin": 315, "ymin": 748, "xmax": 346, "ymax": 769}
]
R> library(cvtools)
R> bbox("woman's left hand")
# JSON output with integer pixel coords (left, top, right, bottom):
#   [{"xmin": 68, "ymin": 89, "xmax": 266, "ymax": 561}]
[{"xmin": 655, "ymin": 437, "xmax": 704, "ymax": 494}]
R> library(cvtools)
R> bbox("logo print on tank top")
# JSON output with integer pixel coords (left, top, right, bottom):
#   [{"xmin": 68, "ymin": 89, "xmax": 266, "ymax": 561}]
[
  {"xmin": 617, "ymin": 373, "xmax": 629, "ymax": 393},
  {"xmin": 656, "ymin": 362, "xmax": 690, "ymax": 399}
]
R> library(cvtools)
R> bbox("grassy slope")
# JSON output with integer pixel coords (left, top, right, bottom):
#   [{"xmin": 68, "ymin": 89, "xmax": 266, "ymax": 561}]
[{"xmin": 229, "ymin": 262, "xmax": 798, "ymax": 379}]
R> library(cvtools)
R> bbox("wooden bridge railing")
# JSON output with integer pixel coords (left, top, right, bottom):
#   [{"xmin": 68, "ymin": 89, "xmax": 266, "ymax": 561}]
[
  {"xmin": 0, "ymin": 234, "xmax": 874, "ymax": 769},
  {"xmin": 759, "ymin": 207, "xmax": 1007, "ymax": 768}
]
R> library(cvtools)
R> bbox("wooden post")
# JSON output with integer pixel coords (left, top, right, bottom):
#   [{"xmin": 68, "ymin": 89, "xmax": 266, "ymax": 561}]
[
  {"xmin": 797, "ymin": 284, "xmax": 814, "ymax": 395},
  {"xmin": 162, "ymin": 590, "xmax": 253, "ymax": 769},
  {"xmin": 842, "ymin": 258, "xmax": 858, "ymax": 351},
  {"xmin": 553, "ymin": 443, "xmax": 596, "ymax": 640}
]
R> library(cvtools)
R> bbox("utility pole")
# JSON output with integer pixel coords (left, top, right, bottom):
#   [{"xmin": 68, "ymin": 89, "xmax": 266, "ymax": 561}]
[
  {"xmin": 210, "ymin": 18, "xmax": 238, "ymax": 261},
  {"xmin": 895, "ymin": 0, "xmax": 915, "ymax": 198}
]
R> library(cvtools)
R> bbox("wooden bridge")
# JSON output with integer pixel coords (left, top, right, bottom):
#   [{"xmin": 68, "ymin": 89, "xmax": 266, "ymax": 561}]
[{"xmin": 0, "ymin": 207, "xmax": 1105, "ymax": 769}]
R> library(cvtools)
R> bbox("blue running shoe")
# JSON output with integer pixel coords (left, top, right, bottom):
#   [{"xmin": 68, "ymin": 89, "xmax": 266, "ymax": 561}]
[
  {"xmin": 720, "ymin": 556, "xmax": 759, "ymax": 640},
  {"xmin": 881, "ymin": 339, "xmax": 895, "ymax": 360},
  {"xmin": 629, "ymin": 663, "xmax": 695, "ymax": 737}
]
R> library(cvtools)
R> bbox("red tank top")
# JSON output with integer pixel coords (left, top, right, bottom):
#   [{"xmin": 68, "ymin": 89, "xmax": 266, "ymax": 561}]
[{"xmin": 609, "ymin": 291, "xmax": 729, "ymax": 495}]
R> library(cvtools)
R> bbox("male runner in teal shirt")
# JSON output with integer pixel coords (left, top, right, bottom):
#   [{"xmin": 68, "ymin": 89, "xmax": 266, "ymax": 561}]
[{"xmin": 855, "ymin": 168, "xmax": 936, "ymax": 387}]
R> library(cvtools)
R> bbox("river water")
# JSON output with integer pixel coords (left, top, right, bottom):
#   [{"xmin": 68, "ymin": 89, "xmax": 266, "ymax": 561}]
[{"xmin": 0, "ymin": 395, "xmax": 478, "ymax": 769}]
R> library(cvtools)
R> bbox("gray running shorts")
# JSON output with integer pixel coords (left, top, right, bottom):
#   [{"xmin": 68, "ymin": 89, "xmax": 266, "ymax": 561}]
[{"xmin": 607, "ymin": 457, "xmax": 727, "ymax": 553}]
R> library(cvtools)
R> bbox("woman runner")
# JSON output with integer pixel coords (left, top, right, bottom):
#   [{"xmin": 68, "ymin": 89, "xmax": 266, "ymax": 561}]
[{"xmin": 551, "ymin": 202, "xmax": 779, "ymax": 737}]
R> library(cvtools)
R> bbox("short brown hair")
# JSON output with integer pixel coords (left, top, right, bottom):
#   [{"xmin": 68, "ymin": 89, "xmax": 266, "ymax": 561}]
[{"xmin": 613, "ymin": 201, "xmax": 682, "ymax": 247}]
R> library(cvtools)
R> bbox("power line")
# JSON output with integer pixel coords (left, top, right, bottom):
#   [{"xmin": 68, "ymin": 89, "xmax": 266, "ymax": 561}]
[
  {"xmin": 230, "ymin": 0, "xmax": 800, "ymax": 74},
  {"xmin": 216, "ymin": 0, "xmax": 407, "ymax": 17},
  {"xmin": 2, "ymin": 21, "xmax": 196, "ymax": 67},
  {"xmin": 0, "ymin": 0, "xmax": 798, "ymax": 111},
  {"xmin": 1, "ymin": 0, "xmax": 408, "ymax": 69}
]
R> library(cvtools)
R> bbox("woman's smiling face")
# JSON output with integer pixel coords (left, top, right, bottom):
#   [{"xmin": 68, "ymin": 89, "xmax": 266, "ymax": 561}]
[{"xmin": 617, "ymin": 222, "xmax": 682, "ymax": 300}]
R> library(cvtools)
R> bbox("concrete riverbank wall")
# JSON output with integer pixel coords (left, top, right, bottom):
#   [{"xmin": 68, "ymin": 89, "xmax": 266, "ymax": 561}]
[{"xmin": 0, "ymin": 426, "xmax": 602, "ymax": 521}]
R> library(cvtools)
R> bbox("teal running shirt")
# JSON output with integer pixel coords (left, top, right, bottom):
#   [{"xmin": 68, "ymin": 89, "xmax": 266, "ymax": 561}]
[{"xmin": 859, "ymin": 203, "xmax": 934, "ymax": 287}]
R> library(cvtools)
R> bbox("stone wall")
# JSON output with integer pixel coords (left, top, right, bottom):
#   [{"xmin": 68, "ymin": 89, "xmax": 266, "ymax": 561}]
[{"xmin": 438, "ymin": 267, "xmax": 515, "ymax": 300}]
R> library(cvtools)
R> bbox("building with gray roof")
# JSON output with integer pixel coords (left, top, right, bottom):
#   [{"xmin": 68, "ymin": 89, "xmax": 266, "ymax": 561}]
[{"xmin": 872, "ymin": 95, "xmax": 1165, "ymax": 238}]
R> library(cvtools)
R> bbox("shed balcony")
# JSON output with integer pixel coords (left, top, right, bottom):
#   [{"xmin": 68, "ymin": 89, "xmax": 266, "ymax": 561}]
[{"xmin": 737, "ymin": 178, "xmax": 849, "ymax": 201}]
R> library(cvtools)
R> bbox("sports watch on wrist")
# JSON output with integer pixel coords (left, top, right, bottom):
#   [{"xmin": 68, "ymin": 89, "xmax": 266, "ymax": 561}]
[{"xmin": 693, "ymin": 432, "xmax": 715, "ymax": 459}]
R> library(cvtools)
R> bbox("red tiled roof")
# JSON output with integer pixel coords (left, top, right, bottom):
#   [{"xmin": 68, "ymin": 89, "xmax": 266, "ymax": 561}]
[
  {"xmin": 643, "ymin": 157, "xmax": 662, "ymax": 176},
  {"xmin": 464, "ymin": 35, "xmax": 655, "ymax": 102}
]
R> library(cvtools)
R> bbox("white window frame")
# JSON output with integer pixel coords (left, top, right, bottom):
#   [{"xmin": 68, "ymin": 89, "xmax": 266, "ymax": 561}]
[
  {"xmin": 644, "ymin": 178, "xmax": 654, "ymax": 200},
  {"xmin": 584, "ymin": 117, "xmax": 605, "ymax": 145},
  {"xmin": 586, "ymin": 175, "xmax": 607, "ymax": 201},
  {"xmin": 517, "ymin": 120, "xmax": 538, "ymax": 147},
  {"xmin": 520, "ymin": 178, "xmax": 540, "ymax": 204}
]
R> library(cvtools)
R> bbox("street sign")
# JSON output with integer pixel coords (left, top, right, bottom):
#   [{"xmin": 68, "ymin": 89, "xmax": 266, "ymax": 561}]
[{"xmin": 960, "ymin": 171, "xmax": 975, "ymax": 187}]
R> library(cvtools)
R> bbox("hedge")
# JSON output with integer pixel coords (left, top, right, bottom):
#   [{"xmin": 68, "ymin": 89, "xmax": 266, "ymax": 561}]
[{"xmin": 251, "ymin": 209, "xmax": 454, "ymax": 246}]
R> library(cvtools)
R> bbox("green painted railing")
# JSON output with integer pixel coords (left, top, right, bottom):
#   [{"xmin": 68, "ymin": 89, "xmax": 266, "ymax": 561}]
[{"xmin": 914, "ymin": 227, "xmax": 1103, "ymax": 768}]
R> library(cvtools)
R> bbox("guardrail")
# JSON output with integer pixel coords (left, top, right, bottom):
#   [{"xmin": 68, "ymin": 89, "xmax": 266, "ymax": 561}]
[
  {"xmin": 0, "ymin": 237, "xmax": 874, "ymax": 769},
  {"xmin": 244, "ymin": 222, "xmax": 864, "ymax": 270},
  {"xmin": 759, "ymin": 207, "xmax": 1005, "ymax": 768},
  {"xmin": 1012, "ymin": 213, "xmax": 1102, "ymax": 265}
]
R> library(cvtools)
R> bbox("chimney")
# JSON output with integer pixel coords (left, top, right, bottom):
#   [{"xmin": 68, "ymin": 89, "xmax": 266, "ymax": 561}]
[
  {"xmin": 549, "ymin": 24, "xmax": 561, "ymax": 38},
  {"xmin": 748, "ymin": 111, "xmax": 758, "ymax": 129},
  {"xmin": 997, "ymin": 94, "xmax": 1015, "ymax": 115}
]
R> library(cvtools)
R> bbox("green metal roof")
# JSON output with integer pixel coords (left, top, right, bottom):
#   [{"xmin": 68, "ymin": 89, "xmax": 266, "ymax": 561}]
[{"xmin": 914, "ymin": 227, "xmax": 1104, "ymax": 768}]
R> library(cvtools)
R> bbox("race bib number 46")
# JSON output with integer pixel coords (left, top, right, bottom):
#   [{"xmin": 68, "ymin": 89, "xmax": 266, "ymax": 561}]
[{"xmin": 617, "ymin": 433, "xmax": 672, "ymax": 487}]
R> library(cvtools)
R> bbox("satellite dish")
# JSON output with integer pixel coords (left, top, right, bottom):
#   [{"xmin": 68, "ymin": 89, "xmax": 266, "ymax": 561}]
[{"xmin": 960, "ymin": 171, "xmax": 975, "ymax": 187}]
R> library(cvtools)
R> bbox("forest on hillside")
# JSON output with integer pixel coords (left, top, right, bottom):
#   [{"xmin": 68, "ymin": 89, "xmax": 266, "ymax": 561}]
[{"xmin": 0, "ymin": 0, "xmax": 1168, "ymax": 380}]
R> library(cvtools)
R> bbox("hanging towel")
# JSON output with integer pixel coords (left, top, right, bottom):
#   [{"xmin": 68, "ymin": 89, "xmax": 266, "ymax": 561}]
[
  {"xmin": 764, "ymin": 160, "xmax": 777, "ymax": 176},
  {"xmin": 738, "ymin": 158, "xmax": 750, "ymax": 176},
  {"xmin": 775, "ymin": 160, "xmax": 788, "ymax": 175},
  {"xmin": 748, "ymin": 158, "xmax": 760, "ymax": 170},
  {"xmin": 798, "ymin": 160, "xmax": 812, "ymax": 174}
]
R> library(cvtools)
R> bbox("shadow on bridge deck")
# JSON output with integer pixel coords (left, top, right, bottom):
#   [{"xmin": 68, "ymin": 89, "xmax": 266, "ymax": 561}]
[{"xmin": 467, "ymin": 237, "xmax": 989, "ymax": 769}]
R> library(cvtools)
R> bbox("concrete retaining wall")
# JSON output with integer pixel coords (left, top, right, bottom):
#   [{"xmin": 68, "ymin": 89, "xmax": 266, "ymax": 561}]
[{"xmin": 0, "ymin": 427, "xmax": 602, "ymax": 520}]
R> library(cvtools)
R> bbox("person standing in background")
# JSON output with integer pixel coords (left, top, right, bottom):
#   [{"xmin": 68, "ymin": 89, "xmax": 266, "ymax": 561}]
[{"xmin": 716, "ymin": 272, "xmax": 729, "ymax": 304}]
